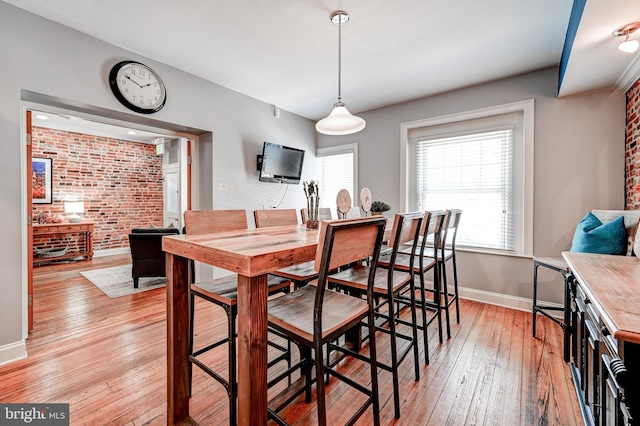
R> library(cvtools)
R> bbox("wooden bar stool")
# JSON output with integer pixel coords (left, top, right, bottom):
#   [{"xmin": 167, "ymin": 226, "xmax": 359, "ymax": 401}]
[
  {"xmin": 185, "ymin": 210, "xmax": 291, "ymax": 425},
  {"xmin": 255, "ymin": 208, "xmax": 322, "ymax": 290},
  {"xmin": 254, "ymin": 208, "xmax": 299, "ymax": 228},
  {"xmin": 301, "ymin": 207, "xmax": 332, "ymax": 223},
  {"xmin": 328, "ymin": 212, "xmax": 423, "ymax": 419},
  {"xmin": 532, "ymin": 256, "xmax": 572, "ymax": 362},
  {"xmin": 267, "ymin": 217, "xmax": 387, "ymax": 426},
  {"xmin": 390, "ymin": 210, "xmax": 447, "ymax": 362},
  {"xmin": 421, "ymin": 209, "xmax": 462, "ymax": 339}
]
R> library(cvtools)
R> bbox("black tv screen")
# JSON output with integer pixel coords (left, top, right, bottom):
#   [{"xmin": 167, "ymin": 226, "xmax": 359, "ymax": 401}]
[{"xmin": 259, "ymin": 142, "xmax": 305, "ymax": 184}]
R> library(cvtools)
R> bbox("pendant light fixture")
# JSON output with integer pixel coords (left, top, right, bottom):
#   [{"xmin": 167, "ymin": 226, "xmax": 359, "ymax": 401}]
[
  {"xmin": 613, "ymin": 22, "xmax": 640, "ymax": 54},
  {"xmin": 315, "ymin": 11, "xmax": 366, "ymax": 135}
]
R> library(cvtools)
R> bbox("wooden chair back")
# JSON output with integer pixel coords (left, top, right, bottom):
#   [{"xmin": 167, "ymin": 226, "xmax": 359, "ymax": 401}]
[
  {"xmin": 184, "ymin": 209, "xmax": 248, "ymax": 234},
  {"xmin": 385, "ymin": 212, "xmax": 423, "ymax": 274},
  {"xmin": 301, "ymin": 207, "xmax": 332, "ymax": 223},
  {"xmin": 419, "ymin": 210, "xmax": 447, "ymax": 257},
  {"xmin": 441, "ymin": 209, "xmax": 462, "ymax": 249},
  {"xmin": 315, "ymin": 217, "xmax": 387, "ymax": 275},
  {"xmin": 254, "ymin": 208, "xmax": 298, "ymax": 228},
  {"xmin": 343, "ymin": 208, "xmax": 362, "ymax": 219},
  {"xmin": 387, "ymin": 211, "xmax": 423, "ymax": 249}
]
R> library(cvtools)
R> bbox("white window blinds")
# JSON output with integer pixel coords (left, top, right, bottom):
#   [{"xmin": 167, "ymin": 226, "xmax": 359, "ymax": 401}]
[
  {"xmin": 317, "ymin": 147, "xmax": 356, "ymax": 211},
  {"xmin": 416, "ymin": 128, "xmax": 515, "ymax": 252}
]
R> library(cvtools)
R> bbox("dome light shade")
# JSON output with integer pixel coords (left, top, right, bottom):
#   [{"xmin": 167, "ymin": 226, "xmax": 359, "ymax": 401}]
[
  {"xmin": 619, "ymin": 37, "xmax": 640, "ymax": 53},
  {"xmin": 316, "ymin": 103, "xmax": 366, "ymax": 135}
]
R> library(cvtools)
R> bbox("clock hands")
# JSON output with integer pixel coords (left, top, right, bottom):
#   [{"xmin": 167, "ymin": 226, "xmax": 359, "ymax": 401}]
[
  {"xmin": 125, "ymin": 74, "xmax": 157, "ymax": 89},
  {"xmin": 124, "ymin": 74, "xmax": 144, "ymax": 88}
]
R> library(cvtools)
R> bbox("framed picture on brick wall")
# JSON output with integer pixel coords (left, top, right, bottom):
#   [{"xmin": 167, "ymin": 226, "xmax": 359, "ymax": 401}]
[{"xmin": 32, "ymin": 157, "xmax": 52, "ymax": 204}]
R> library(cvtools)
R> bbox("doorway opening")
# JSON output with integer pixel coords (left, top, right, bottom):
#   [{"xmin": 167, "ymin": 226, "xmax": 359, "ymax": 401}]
[{"xmin": 22, "ymin": 91, "xmax": 209, "ymax": 336}]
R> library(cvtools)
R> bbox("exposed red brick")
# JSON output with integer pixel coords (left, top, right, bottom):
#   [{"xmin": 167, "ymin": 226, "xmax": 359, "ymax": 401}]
[
  {"xmin": 626, "ymin": 79, "xmax": 640, "ymax": 210},
  {"xmin": 32, "ymin": 127, "xmax": 163, "ymax": 253}
]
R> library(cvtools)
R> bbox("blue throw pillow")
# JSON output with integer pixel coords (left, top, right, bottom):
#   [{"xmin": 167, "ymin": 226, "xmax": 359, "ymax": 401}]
[{"xmin": 570, "ymin": 212, "xmax": 627, "ymax": 255}]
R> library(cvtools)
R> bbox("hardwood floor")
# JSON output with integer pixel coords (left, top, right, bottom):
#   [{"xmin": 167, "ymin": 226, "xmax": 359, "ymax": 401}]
[{"xmin": 0, "ymin": 254, "xmax": 582, "ymax": 425}]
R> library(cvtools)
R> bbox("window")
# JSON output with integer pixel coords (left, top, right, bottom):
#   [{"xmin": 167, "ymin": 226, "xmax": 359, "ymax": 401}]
[
  {"xmin": 401, "ymin": 100, "xmax": 533, "ymax": 256},
  {"xmin": 316, "ymin": 143, "xmax": 358, "ymax": 212}
]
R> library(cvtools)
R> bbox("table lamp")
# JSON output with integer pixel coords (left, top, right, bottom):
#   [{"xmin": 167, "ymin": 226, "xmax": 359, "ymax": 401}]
[{"xmin": 64, "ymin": 201, "xmax": 84, "ymax": 223}]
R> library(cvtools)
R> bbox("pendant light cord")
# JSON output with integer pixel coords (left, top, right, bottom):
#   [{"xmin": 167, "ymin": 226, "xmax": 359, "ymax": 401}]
[
  {"xmin": 315, "ymin": 11, "xmax": 366, "ymax": 135},
  {"xmin": 337, "ymin": 18, "xmax": 342, "ymax": 103}
]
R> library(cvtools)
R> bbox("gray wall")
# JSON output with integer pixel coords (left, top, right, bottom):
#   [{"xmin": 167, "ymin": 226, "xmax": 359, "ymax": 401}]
[
  {"xmin": 0, "ymin": 2, "xmax": 315, "ymax": 362},
  {"xmin": 318, "ymin": 68, "xmax": 626, "ymax": 308}
]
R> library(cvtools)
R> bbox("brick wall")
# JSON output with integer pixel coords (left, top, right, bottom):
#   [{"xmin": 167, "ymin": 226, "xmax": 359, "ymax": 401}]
[
  {"xmin": 626, "ymin": 80, "xmax": 640, "ymax": 209},
  {"xmin": 32, "ymin": 127, "xmax": 164, "ymax": 253}
]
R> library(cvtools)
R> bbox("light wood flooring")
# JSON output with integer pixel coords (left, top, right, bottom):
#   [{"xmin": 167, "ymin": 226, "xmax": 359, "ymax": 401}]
[{"xmin": 0, "ymin": 254, "xmax": 582, "ymax": 425}]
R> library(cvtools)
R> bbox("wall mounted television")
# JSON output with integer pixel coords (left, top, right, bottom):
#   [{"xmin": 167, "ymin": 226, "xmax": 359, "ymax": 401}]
[{"xmin": 258, "ymin": 142, "xmax": 305, "ymax": 184}]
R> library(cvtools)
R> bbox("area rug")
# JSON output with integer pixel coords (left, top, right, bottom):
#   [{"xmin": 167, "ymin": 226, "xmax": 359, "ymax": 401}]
[{"xmin": 80, "ymin": 265, "xmax": 165, "ymax": 298}]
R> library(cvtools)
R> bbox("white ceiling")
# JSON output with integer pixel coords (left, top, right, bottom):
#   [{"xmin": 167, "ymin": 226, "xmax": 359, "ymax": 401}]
[{"xmin": 6, "ymin": 0, "xmax": 640, "ymax": 140}]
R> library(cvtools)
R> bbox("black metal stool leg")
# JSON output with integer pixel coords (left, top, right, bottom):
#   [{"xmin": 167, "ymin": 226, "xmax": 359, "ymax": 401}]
[{"xmin": 531, "ymin": 257, "xmax": 572, "ymax": 364}]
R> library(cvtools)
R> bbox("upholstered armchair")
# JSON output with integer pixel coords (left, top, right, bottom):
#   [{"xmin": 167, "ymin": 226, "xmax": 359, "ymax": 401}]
[{"xmin": 128, "ymin": 228, "xmax": 180, "ymax": 288}]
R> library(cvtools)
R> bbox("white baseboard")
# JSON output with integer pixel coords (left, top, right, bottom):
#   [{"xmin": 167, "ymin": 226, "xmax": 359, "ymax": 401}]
[
  {"xmin": 459, "ymin": 286, "xmax": 562, "ymax": 317},
  {"xmin": 0, "ymin": 340, "xmax": 27, "ymax": 367},
  {"xmin": 93, "ymin": 247, "xmax": 129, "ymax": 258}
]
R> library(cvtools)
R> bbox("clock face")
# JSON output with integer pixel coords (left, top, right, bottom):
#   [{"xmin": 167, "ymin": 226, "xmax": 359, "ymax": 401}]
[{"xmin": 109, "ymin": 61, "xmax": 166, "ymax": 114}]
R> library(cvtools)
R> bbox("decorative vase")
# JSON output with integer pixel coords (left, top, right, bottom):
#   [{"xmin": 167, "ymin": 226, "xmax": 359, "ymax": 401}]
[
  {"xmin": 306, "ymin": 196, "xmax": 319, "ymax": 230},
  {"xmin": 372, "ymin": 211, "xmax": 382, "ymax": 216},
  {"xmin": 304, "ymin": 180, "xmax": 320, "ymax": 230}
]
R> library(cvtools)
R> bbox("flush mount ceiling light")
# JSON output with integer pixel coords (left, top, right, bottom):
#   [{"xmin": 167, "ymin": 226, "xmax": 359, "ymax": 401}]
[
  {"xmin": 315, "ymin": 11, "xmax": 366, "ymax": 136},
  {"xmin": 613, "ymin": 22, "xmax": 640, "ymax": 54}
]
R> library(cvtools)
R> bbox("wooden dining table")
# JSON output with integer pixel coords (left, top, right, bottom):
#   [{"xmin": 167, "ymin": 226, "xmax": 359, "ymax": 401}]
[{"xmin": 162, "ymin": 224, "xmax": 320, "ymax": 425}]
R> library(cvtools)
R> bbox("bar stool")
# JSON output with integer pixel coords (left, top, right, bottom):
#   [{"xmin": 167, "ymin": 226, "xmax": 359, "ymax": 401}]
[
  {"xmin": 390, "ymin": 210, "xmax": 447, "ymax": 362},
  {"xmin": 254, "ymin": 208, "xmax": 298, "ymax": 228},
  {"xmin": 532, "ymin": 256, "xmax": 572, "ymax": 362},
  {"xmin": 185, "ymin": 210, "xmax": 291, "ymax": 425},
  {"xmin": 267, "ymin": 217, "xmax": 386, "ymax": 425},
  {"xmin": 328, "ymin": 212, "xmax": 423, "ymax": 419},
  {"xmin": 301, "ymin": 207, "xmax": 332, "ymax": 223},
  {"xmin": 424, "ymin": 209, "xmax": 462, "ymax": 339},
  {"xmin": 254, "ymin": 208, "xmax": 320, "ymax": 290}
]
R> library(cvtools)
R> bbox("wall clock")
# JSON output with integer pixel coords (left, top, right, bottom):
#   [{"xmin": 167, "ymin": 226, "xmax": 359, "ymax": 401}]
[{"xmin": 109, "ymin": 61, "xmax": 167, "ymax": 114}]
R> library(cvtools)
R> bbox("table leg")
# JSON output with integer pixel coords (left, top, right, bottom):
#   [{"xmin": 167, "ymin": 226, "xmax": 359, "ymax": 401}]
[
  {"xmin": 166, "ymin": 253, "xmax": 191, "ymax": 425},
  {"xmin": 237, "ymin": 274, "xmax": 269, "ymax": 426},
  {"xmin": 87, "ymin": 230, "xmax": 93, "ymax": 260},
  {"xmin": 563, "ymin": 272, "xmax": 572, "ymax": 363}
]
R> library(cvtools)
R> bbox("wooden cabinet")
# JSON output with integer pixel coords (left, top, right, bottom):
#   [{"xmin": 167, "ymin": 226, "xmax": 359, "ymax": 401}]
[
  {"xmin": 33, "ymin": 222, "xmax": 94, "ymax": 265},
  {"xmin": 564, "ymin": 253, "xmax": 640, "ymax": 426},
  {"xmin": 571, "ymin": 278, "xmax": 602, "ymax": 425}
]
